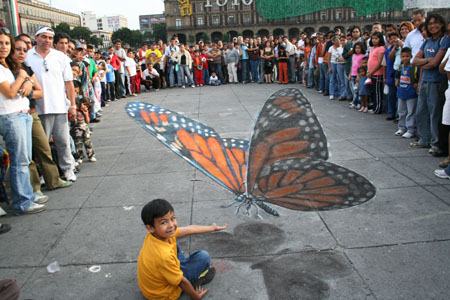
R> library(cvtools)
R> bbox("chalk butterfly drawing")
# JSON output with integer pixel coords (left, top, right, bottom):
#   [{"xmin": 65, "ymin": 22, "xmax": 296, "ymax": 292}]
[{"xmin": 126, "ymin": 88, "xmax": 376, "ymax": 217}]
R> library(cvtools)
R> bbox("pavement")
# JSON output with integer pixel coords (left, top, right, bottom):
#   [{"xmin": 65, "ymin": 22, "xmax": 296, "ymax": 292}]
[{"xmin": 1, "ymin": 83, "xmax": 449, "ymax": 300}]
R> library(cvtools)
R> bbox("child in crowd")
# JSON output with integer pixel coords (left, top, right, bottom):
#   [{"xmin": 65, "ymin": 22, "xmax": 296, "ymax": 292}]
[
  {"xmin": 357, "ymin": 66, "xmax": 371, "ymax": 113},
  {"xmin": 137, "ymin": 199, "xmax": 227, "ymax": 300},
  {"xmin": 201, "ymin": 48, "xmax": 210, "ymax": 85},
  {"xmin": 348, "ymin": 42, "xmax": 366, "ymax": 109},
  {"xmin": 395, "ymin": 47, "xmax": 418, "ymax": 138},
  {"xmin": 367, "ymin": 32, "xmax": 386, "ymax": 114},
  {"xmin": 97, "ymin": 62, "xmax": 108, "ymax": 107},
  {"xmin": 105, "ymin": 57, "xmax": 116, "ymax": 101},
  {"xmin": 193, "ymin": 50, "xmax": 204, "ymax": 87},
  {"xmin": 209, "ymin": 71, "xmax": 220, "ymax": 86},
  {"xmin": 125, "ymin": 49, "xmax": 138, "ymax": 96},
  {"xmin": 142, "ymin": 63, "xmax": 160, "ymax": 91},
  {"xmin": 70, "ymin": 97, "xmax": 96, "ymax": 164}
]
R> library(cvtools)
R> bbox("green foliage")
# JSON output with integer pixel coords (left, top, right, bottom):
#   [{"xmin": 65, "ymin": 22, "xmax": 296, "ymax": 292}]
[
  {"xmin": 143, "ymin": 31, "xmax": 153, "ymax": 43},
  {"xmin": 111, "ymin": 27, "xmax": 133, "ymax": 45},
  {"xmin": 88, "ymin": 35, "xmax": 103, "ymax": 47},
  {"xmin": 152, "ymin": 23, "xmax": 167, "ymax": 43},
  {"xmin": 70, "ymin": 26, "xmax": 92, "ymax": 41},
  {"xmin": 53, "ymin": 22, "xmax": 71, "ymax": 34},
  {"xmin": 200, "ymin": 33, "xmax": 210, "ymax": 43},
  {"xmin": 188, "ymin": 34, "xmax": 195, "ymax": 45},
  {"xmin": 222, "ymin": 33, "xmax": 230, "ymax": 43}
]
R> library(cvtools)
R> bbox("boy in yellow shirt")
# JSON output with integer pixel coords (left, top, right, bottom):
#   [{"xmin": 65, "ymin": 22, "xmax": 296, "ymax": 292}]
[{"xmin": 137, "ymin": 199, "xmax": 227, "ymax": 300}]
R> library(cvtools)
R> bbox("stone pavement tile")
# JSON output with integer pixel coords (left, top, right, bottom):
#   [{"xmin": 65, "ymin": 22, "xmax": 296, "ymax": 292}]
[
  {"xmin": 90, "ymin": 136, "xmax": 132, "ymax": 156},
  {"xmin": 396, "ymin": 156, "xmax": 447, "ymax": 185},
  {"xmin": 328, "ymin": 140, "xmax": 374, "ymax": 161},
  {"xmin": 0, "ymin": 209, "xmax": 79, "ymax": 267},
  {"xmin": 357, "ymin": 137, "xmax": 431, "ymax": 158},
  {"xmin": 43, "ymin": 203, "xmax": 190, "ymax": 266},
  {"xmin": 350, "ymin": 139, "xmax": 397, "ymax": 158},
  {"xmin": 75, "ymin": 153, "xmax": 121, "ymax": 178},
  {"xmin": 0, "ymin": 267, "xmax": 35, "ymax": 289},
  {"xmin": 108, "ymin": 150, "xmax": 192, "ymax": 176},
  {"xmin": 198, "ymin": 111, "xmax": 254, "ymax": 135},
  {"xmin": 91, "ymin": 123, "xmax": 139, "ymax": 139},
  {"xmin": 423, "ymin": 185, "xmax": 450, "ymax": 206},
  {"xmin": 199, "ymin": 99, "xmax": 248, "ymax": 114},
  {"xmin": 346, "ymin": 241, "xmax": 450, "ymax": 300},
  {"xmin": 193, "ymin": 171, "xmax": 233, "ymax": 202},
  {"xmin": 123, "ymin": 135, "xmax": 171, "ymax": 154},
  {"xmin": 320, "ymin": 187, "xmax": 450, "ymax": 248},
  {"xmin": 85, "ymin": 171, "xmax": 194, "ymax": 208},
  {"xmin": 20, "ymin": 263, "xmax": 144, "ymax": 300},
  {"xmin": 328, "ymin": 159, "xmax": 415, "ymax": 189},
  {"xmin": 158, "ymin": 99, "xmax": 200, "ymax": 115},
  {"xmin": 190, "ymin": 200, "xmax": 335, "ymax": 257},
  {"xmin": 382, "ymin": 158, "xmax": 438, "ymax": 186},
  {"xmin": 344, "ymin": 124, "xmax": 401, "ymax": 139},
  {"xmin": 44, "ymin": 177, "xmax": 102, "ymax": 210}
]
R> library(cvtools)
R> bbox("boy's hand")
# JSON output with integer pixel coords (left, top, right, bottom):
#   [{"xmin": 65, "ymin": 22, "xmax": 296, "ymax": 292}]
[
  {"xmin": 196, "ymin": 286, "xmax": 209, "ymax": 299},
  {"xmin": 211, "ymin": 223, "xmax": 228, "ymax": 231}
]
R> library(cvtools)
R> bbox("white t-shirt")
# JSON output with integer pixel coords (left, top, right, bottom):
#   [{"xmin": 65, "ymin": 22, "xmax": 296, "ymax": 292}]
[
  {"xmin": 328, "ymin": 46, "xmax": 344, "ymax": 64},
  {"xmin": 297, "ymin": 39, "xmax": 305, "ymax": 55},
  {"xmin": 125, "ymin": 57, "xmax": 137, "ymax": 77},
  {"xmin": 442, "ymin": 48, "xmax": 450, "ymax": 125},
  {"xmin": 114, "ymin": 47, "xmax": 127, "ymax": 73},
  {"xmin": 404, "ymin": 28, "xmax": 425, "ymax": 60},
  {"xmin": 99, "ymin": 70, "xmax": 107, "ymax": 83},
  {"xmin": 25, "ymin": 48, "xmax": 73, "ymax": 115},
  {"xmin": 210, "ymin": 75, "xmax": 218, "ymax": 83},
  {"xmin": 0, "ymin": 65, "xmax": 29, "ymax": 115},
  {"xmin": 143, "ymin": 68, "xmax": 159, "ymax": 79}
]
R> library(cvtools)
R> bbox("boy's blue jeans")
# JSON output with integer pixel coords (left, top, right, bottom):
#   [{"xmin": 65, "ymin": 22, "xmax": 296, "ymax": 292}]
[{"xmin": 177, "ymin": 245, "xmax": 210, "ymax": 284}]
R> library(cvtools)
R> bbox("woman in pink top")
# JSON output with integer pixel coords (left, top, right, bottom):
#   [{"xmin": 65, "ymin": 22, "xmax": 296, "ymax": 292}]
[
  {"xmin": 349, "ymin": 42, "xmax": 366, "ymax": 108},
  {"xmin": 367, "ymin": 32, "xmax": 386, "ymax": 114}
]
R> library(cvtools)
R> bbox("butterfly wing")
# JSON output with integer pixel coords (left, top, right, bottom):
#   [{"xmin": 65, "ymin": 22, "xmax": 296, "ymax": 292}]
[
  {"xmin": 221, "ymin": 138, "xmax": 249, "ymax": 192},
  {"xmin": 126, "ymin": 102, "xmax": 245, "ymax": 195},
  {"xmin": 252, "ymin": 158, "xmax": 376, "ymax": 211},
  {"xmin": 246, "ymin": 88, "xmax": 328, "ymax": 194}
]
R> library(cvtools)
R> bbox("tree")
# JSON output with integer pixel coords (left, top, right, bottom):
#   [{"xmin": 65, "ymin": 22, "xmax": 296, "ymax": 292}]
[
  {"xmin": 152, "ymin": 23, "xmax": 167, "ymax": 43},
  {"xmin": 111, "ymin": 27, "xmax": 133, "ymax": 45},
  {"xmin": 88, "ymin": 35, "xmax": 103, "ymax": 47},
  {"xmin": 53, "ymin": 22, "xmax": 71, "ymax": 34},
  {"xmin": 130, "ymin": 30, "xmax": 144, "ymax": 48},
  {"xmin": 142, "ymin": 31, "xmax": 153, "ymax": 43},
  {"xmin": 222, "ymin": 33, "xmax": 230, "ymax": 43},
  {"xmin": 188, "ymin": 34, "xmax": 195, "ymax": 45},
  {"xmin": 71, "ymin": 26, "xmax": 92, "ymax": 41},
  {"xmin": 200, "ymin": 33, "xmax": 210, "ymax": 44}
]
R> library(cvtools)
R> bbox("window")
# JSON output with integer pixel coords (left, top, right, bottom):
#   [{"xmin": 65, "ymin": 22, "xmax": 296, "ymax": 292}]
[
  {"xmin": 380, "ymin": 12, "xmax": 387, "ymax": 18},
  {"xmin": 228, "ymin": 15, "xmax": 235, "ymax": 25},
  {"xmin": 320, "ymin": 11, "xmax": 327, "ymax": 20},
  {"xmin": 243, "ymin": 14, "xmax": 250, "ymax": 24},
  {"xmin": 176, "ymin": 18, "xmax": 182, "ymax": 27},
  {"xmin": 351, "ymin": 10, "xmax": 356, "ymax": 19},
  {"xmin": 174, "ymin": 6, "xmax": 180, "ymax": 13},
  {"xmin": 305, "ymin": 14, "xmax": 312, "ymax": 21},
  {"xmin": 212, "ymin": 3, "xmax": 219, "ymax": 11},
  {"xmin": 195, "ymin": 2, "xmax": 203, "ymax": 12},
  {"xmin": 197, "ymin": 17, "xmax": 204, "ymax": 26},
  {"xmin": 335, "ymin": 10, "xmax": 342, "ymax": 20},
  {"xmin": 212, "ymin": 16, "xmax": 219, "ymax": 25}
]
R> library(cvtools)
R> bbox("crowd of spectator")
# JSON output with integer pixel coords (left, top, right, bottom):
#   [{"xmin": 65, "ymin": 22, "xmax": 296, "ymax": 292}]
[{"xmin": 0, "ymin": 9, "xmax": 450, "ymax": 236}]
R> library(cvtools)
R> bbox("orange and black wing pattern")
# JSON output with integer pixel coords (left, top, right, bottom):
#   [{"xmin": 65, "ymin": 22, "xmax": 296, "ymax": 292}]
[
  {"xmin": 126, "ymin": 102, "xmax": 246, "ymax": 195},
  {"xmin": 251, "ymin": 158, "xmax": 376, "ymax": 211}
]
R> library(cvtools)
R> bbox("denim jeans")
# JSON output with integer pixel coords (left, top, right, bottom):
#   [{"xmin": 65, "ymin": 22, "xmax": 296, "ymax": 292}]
[
  {"xmin": 177, "ymin": 65, "xmax": 194, "ymax": 86},
  {"xmin": 177, "ymin": 245, "xmax": 210, "ymax": 284},
  {"xmin": 167, "ymin": 64, "xmax": 175, "ymax": 87},
  {"xmin": 349, "ymin": 76, "xmax": 360, "ymax": 105},
  {"xmin": 203, "ymin": 68, "xmax": 210, "ymax": 85},
  {"xmin": 387, "ymin": 85, "xmax": 398, "ymax": 117},
  {"xmin": 258, "ymin": 58, "xmax": 265, "ymax": 83},
  {"xmin": 398, "ymin": 98, "xmax": 417, "ymax": 134},
  {"xmin": 416, "ymin": 81, "xmax": 442, "ymax": 147},
  {"xmin": 288, "ymin": 56, "xmax": 296, "ymax": 82},
  {"xmin": 119, "ymin": 73, "xmax": 126, "ymax": 96},
  {"xmin": 240, "ymin": 59, "xmax": 249, "ymax": 82},
  {"xmin": 0, "ymin": 112, "xmax": 34, "ymax": 213},
  {"xmin": 320, "ymin": 62, "xmax": 329, "ymax": 93},
  {"xmin": 329, "ymin": 63, "xmax": 340, "ymax": 97},
  {"xmin": 343, "ymin": 70, "xmax": 353, "ymax": 99},
  {"xmin": 249, "ymin": 60, "xmax": 259, "ymax": 82},
  {"xmin": 307, "ymin": 67, "xmax": 315, "ymax": 87},
  {"xmin": 336, "ymin": 63, "xmax": 346, "ymax": 98}
]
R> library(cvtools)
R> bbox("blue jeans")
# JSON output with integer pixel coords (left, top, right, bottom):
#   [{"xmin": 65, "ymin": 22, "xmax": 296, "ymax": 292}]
[
  {"xmin": 307, "ymin": 67, "xmax": 315, "ymax": 87},
  {"xmin": 119, "ymin": 73, "xmax": 126, "ymax": 96},
  {"xmin": 343, "ymin": 70, "xmax": 353, "ymax": 99},
  {"xmin": 320, "ymin": 62, "xmax": 329, "ymax": 93},
  {"xmin": 249, "ymin": 60, "xmax": 259, "ymax": 82},
  {"xmin": 167, "ymin": 64, "xmax": 175, "ymax": 87},
  {"xmin": 288, "ymin": 56, "xmax": 296, "ymax": 82},
  {"xmin": 258, "ymin": 58, "xmax": 265, "ymax": 83},
  {"xmin": 240, "ymin": 59, "xmax": 249, "ymax": 82},
  {"xmin": 0, "ymin": 112, "xmax": 35, "ymax": 213},
  {"xmin": 387, "ymin": 85, "xmax": 398, "ymax": 117},
  {"xmin": 203, "ymin": 69, "xmax": 210, "ymax": 85},
  {"xmin": 210, "ymin": 80, "xmax": 221, "ymax": 86},
  {"xmin": 177, "ymin": 245, "xmax": 210, "ymax": 284},
  {"xmin": 177, "ymin": 65, "xmax": 194, "ymax": 86},
  {"xmin": 329, "ymin": 63, "xmax": 340, "ymax": 97},
  {"xmin": 336, "ymin": 63, "xmax": 346, "ymax": 98},
  {"xmin": 416, "ymin": 81, "xmax": 442, "ymax": 147}
]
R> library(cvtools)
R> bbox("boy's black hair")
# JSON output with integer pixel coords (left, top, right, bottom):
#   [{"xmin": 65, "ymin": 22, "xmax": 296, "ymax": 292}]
[
  {"xmin": 54, "ymin": 32, "xmax": 70, "ymax": 44},
  {"xmin": 87, "ymin": 44, "xmax": 94, "ymax": 50},
  {"xmin": 401, "ymin": 47, "xmax": 412, "ymax": 55},
  {"xmin": 78, "ymin": 96, "xmax": 92, "ymax": 111},
  {"xmin": 388, "ymin": 32, "xmax": 400, "ymax": 39},
  {"xmin": 141, "ymin": 199, "xmax": 174, "ymax": 226},
  {"xmin": 70, "ymin": 61, "xmax": 80, "ymax": 68},
  {"xmin": 357, "ymin": 66, "xmax": 367, "ymax": 73}
]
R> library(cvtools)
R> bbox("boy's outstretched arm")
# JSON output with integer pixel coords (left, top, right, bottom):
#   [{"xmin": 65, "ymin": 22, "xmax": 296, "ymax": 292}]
[
  {"xmin": 180, "ymin": 277, "xmax": 209, "ymax": 300},
  {"xmin": 178, "ymin": 223, "xmax": 228, "ymax": 238}
]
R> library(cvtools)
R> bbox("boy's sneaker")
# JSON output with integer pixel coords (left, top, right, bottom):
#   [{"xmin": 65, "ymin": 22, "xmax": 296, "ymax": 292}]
[
  {"xmin": 394, "ymin": 129, "xmax": 405, "ymax": 136},
  {"xmin": 434, "ymin": 169, "xmax": 450, "ymax": 179},
  {"xmin": 355, "ymin": 104, "xmax": 361, "ymax": 110},
  {"xmin": 182, "ymin": 85, "xmax": 186, "ymax": 89},
  {"xmin": 191, "ymin": 85, "xmax": 195, "ymax": 88},
  {"xmin": 348, "ymin": 103, "xmax": 355, "ymax": 109},
  {"xmin": 193, "ymin": 267, "xmax": 216, "ymax": 287},
  {"xmin": 34, "ymin": 191, "xmax": 49, "ymax": 204},
  {"xmin": 439, "ymin": 157, "xmax": 450, "ymax": 168},
  {"xmin": 23, "ymin": 203, "xmax": 46, "ymax": 214},
  {"xmin": 64, "ymin": 169, "xmax": 77, "ymax": 182},
  {"xmin": 329, "ymin": 95, "xmax": 334, "ymax": 100},
  {"xmin": 402, "ymin": 132, "xmax": 414, "ymax": 139},
  {"xmin": 89, "ymin": 156, "xmax": 97, "ymax": 162},
  {"xmin": 429, "ymin": 146, "xmax": 444, "ymax": 157}
]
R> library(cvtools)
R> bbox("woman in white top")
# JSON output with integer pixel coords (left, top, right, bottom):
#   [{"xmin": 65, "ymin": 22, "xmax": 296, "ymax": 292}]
[
  {"xmin": 327, "ymin": 36, "xmax": 344, "ymax": 100},
  {"xmin": 0, "ymin": 28, "xmax": 45, "ymax": 214}
]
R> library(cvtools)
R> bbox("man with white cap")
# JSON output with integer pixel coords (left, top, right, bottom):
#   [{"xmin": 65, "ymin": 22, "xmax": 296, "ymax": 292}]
[{"xmin": 25, "ymin": 26, "xmax": 77, "ymax": 182}]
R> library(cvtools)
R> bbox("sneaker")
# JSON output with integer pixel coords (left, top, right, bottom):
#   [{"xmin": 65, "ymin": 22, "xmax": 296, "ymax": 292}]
[
  {"xmin": 64, "ymin": 169, "xmax": 77, "ymax": 182},
  {"xmin": 182, "ymin": 85, "xmax": 186, "ymax": 89},
  {"xmin": 402, "ymin": 132, "xmax": 414, "ymax": 139},
  {"xmin": 191, "ymin": 85, "xmax": 195, "ymax": 88},
  {"xmin": 439, "ymin": 157, "xmax": 450, "ymax": 168},
  {"xmin": 23, "ymin": 202, "xmax": 46, "ymax": 214},
  {"xmin": 434, "ymin": 169, "xmax": 450, "ymax": 179},
  {"xmin": 394, "ymin": 129, "xmax": 405, "ymax": 136},
  {"xmin": 0, "ymin": 223, "xmax": 11, "ymax": 234},
  {"xmin": 89, "ymin": 156, "xmax": 97, "ymax": 162},
  {"xmin": 429, "ymin": 146, "xmax": 444, "ymax": 157},
  {"xmin": 155, "ymin": 89, "xmax": 159, "ymax": 91},
  {"xmin": 193, "ymin": 267, "xmax": 216, "ymax": 287},
  {"xmin": 58, "ymin": 179, "xmax": 72, "ymax": 189},
  {"xmin": 349, "ymin": 103, "xmax": 355, "ymax": 109},
  {"xmin": 318, "ymin": 90, "xmax": 323, "ymax": 93},
  {"xmin": 329, "ymin": 95, "xmax": 334, "ymax": 100},
  {"xmin": 410, "ymin": 142, "xmax": 429, "ymax": 149},
  {"xmin": 34, "ymin": 191, "xmax": 49, "ymax": 204},
  {"xmin": 368, "ymin": 109, "xmax": 375, "ymax": 113},
  {"xmin": 77, "ymin": 158, "xmax": 83, "ymax": 165},
  {"xmin": 355, "ymin": 104, "xmax": 361, "ymax": 110}
]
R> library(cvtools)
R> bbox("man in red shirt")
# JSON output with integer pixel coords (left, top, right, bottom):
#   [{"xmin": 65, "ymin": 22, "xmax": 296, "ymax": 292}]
[{"xmin": 108, "ymin": 46, "xmax": 122, "ymax": 98}]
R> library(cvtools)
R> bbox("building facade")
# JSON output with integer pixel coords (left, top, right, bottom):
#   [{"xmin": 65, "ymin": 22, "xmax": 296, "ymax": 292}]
[
  {"xmin": 17, "ymin": 0, "xmax": 80, "ymax": 36},
  {"xmin": 81, "ymin": 11, "xmax": 98, "ymax": 31},
  {"xmin": 165, "ymin": 0, "xmax": 449, "ymax": 44},
  {"xmin": 97, "ymin": 15, "xmax": 128, "ymax": 32},
  {"xmin": 91, "ymin": 30, "xmax": 112, "ymax": 48},
  {"xmin": 139, "ymin": 14, "xmax": 166, "ymax": 33}
]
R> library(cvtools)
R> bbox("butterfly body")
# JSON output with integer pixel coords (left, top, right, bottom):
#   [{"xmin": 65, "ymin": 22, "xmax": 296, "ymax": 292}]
[{"xmin": 126, "ymin": 88, "xmax": 376, "ymax": 217}]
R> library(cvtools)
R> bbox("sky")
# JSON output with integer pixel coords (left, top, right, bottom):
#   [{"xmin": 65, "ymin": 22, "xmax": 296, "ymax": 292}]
[{"xmin": 42, "ymin": 0, "xmax": 165, "ymax": 30}]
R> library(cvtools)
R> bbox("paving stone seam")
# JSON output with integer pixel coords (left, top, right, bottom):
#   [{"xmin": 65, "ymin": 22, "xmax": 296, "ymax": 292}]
[{"xmin": 342, "ymin": 251, "xmax": 379, "ymax": 300}]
